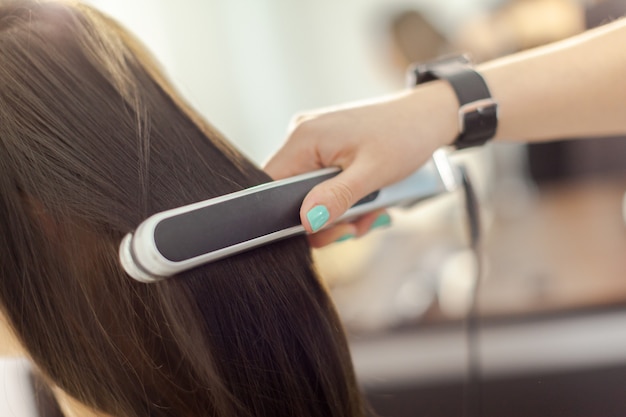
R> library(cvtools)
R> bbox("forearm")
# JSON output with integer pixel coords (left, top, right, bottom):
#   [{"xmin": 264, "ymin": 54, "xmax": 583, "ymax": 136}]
[
  {"xmin": 267, "ymin": 19, "xmax": 626, "ymax": 239},
  {"xmin": 480, "ymin": 18, "xmax": 626, "ymax": 142}
]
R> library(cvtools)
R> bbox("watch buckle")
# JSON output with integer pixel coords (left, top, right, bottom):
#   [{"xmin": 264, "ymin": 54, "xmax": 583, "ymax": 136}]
[{"xmin": 458, "ymin": 98, "xmax": 498, "ymax": 134}]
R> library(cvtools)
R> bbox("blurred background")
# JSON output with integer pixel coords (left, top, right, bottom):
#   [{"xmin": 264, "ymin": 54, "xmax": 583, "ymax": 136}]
[{"xmin": 4, "ymin": 0, "xmax": 626, "ymax": 416}]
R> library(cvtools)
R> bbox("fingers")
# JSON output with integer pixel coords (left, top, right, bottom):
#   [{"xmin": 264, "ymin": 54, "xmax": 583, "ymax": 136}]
[
  {"xmin": 307, "ymin": 223, "xmax": 357, "ymax": 248},
  {"xmin": 353, "ymin": 209, "xmax": 391, "ymax": 236},
  {"xmin": 264, "ymin": 109, "xmax": 398, "ymax": 241},
  {"xmin": 307, "ymin": 209, "xmax": 391, "ymax": 248},
  {"xmin": 299, "ymin": 160, "xmax": 387, "ymax": 233}
]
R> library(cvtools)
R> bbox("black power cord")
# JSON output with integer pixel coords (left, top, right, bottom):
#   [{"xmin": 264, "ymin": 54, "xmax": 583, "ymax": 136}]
[{"xmin": 460, "ymin": 165, "xmax": 484, "ymax": 417}]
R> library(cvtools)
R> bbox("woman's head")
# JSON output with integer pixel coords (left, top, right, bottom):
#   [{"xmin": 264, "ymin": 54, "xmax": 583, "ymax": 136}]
[{"xmin": 0, "ymin": 1, "xmax": 364, "ymax": 416}]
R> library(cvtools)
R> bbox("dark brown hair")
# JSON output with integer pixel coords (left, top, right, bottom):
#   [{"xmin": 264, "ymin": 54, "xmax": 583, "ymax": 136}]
[{"xmin": 0, "ymin": 1, "xmax": 366, "ymax": 416}]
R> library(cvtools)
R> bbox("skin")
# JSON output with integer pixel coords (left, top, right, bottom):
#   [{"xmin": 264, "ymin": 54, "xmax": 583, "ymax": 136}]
[
  {"xmin": 53, "ymin": 392, "xmax": 114, "ymax": 417},
  {"xmin": 0, "ymin": 313, "xmax": 22, "ymax": 356},
  {"xmin": 264, "ymin": 18, "xmax": 626, "ymax": 247}
]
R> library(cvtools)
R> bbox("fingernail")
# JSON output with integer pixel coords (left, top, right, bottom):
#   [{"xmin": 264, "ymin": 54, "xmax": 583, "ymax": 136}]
[
  {"xmin": 335, "ymin": 234, "xmax": 355, "ymax": 243},
  {"xmin": 306, "ymin": 205, "xmax": 330, "ymax": 232},
  {"xmin": 370, "ymin": 213, "xmax": 391, "ymax": 230}
]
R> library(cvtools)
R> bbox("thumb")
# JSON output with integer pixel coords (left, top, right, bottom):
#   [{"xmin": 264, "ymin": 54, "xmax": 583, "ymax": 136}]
[{"xmin": 300, "ymin": 162, "xmax": 378, "ymax": 233}]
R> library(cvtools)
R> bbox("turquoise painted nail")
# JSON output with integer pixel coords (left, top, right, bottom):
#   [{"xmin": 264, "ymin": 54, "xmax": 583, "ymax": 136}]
[
  {"xmin": 370, "ymin": 213, "xmax": 391, "ymax": 230},
  {"xmin": 335, "ymin": 234, "xmax": 355, "ymax": 243},
  {"xmin": 306, "ymin": 205, "xmax": 330, "ymax": 232}
]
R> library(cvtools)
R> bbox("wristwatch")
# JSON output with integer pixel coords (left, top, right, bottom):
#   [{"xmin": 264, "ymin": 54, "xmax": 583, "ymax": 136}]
[{"xmin": 410, "ymin": 55, "xmax": 498, "ymax": 150}]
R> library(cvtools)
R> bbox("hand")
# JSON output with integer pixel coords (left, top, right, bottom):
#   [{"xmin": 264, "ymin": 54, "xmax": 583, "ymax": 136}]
[{"xmin": 264, "ymin": 82, "xmax": 458, "ymax": 247}]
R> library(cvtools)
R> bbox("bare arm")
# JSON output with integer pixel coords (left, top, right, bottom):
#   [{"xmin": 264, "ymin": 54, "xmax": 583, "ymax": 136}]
[
  {"xmin": 484, "ymin": 17, "xmax": 626, "ymax": 142},
  {"xmin": 265, "ymin": 18, "xmax": 626, "ymax": 239}
]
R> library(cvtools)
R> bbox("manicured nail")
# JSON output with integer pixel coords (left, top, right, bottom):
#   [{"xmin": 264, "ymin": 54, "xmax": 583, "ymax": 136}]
[
  {"xmin": 335, "ymin": 234, "xmax": 355, "ymax": 243},
  {"xmin": 370, "ymin": 213, "xmax": 391, "ymax": 230},
  {"xmin": 306, "ymin": 205, "xmax": 330, "ymax": 232}
]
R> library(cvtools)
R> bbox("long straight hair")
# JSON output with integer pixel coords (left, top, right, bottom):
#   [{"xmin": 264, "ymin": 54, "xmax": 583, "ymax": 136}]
[{"xmin": 0, "ymin": 1, "xmax": 366, "ymax": 416}]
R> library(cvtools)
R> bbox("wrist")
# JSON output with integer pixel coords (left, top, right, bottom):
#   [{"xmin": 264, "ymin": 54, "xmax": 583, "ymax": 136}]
[
  {"xmin": 410, "ymin": 55, "xmax": 498, "ymax": 149},
  {"xmin": 404, "ymin": 80, "xmax": 460, "ymax": 150}
]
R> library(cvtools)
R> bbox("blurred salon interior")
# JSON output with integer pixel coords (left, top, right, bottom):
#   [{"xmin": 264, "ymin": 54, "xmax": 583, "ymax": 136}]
[{"xmin": 2, "ymin": 0, "xmax": 626, "ymax": 416}]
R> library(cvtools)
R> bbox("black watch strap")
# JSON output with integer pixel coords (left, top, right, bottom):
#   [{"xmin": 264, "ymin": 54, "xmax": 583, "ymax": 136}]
[{"xmin": 411, "ymin": 55, "xmax": 498, "ymax": 150}]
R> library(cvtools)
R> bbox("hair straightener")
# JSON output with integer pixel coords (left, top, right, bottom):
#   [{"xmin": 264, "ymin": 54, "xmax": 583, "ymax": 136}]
[{"xmin": 119, "ymin": 149, "xmax": 461, "ymax": 283}]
